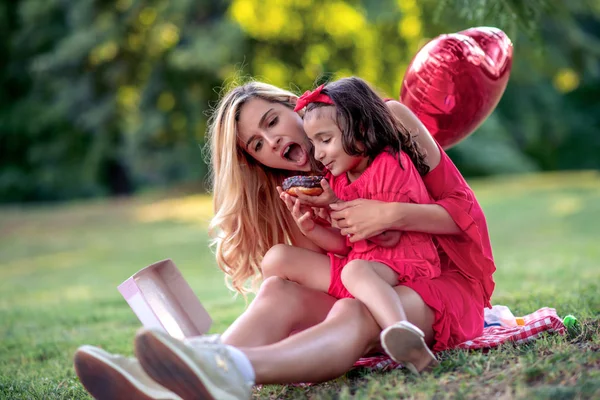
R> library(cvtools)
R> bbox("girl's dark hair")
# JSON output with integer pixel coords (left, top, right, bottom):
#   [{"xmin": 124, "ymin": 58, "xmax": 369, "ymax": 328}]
[{"xmin": 305, "ymin": 77, "xmax": 429, "ymax": 176}]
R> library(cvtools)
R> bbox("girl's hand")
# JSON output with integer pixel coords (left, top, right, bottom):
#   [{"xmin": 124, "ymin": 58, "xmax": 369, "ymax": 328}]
[
  {"xmin": 279, "ymin": 190, "xmax": 316, "ymax": 235},
  {"xmin": 329, "ymin": 199, "xmax": 398, "ymax": 243},
  {"xmin": 295, "ymin": 179, "xmax": 340, "ymax": 207},
  {"xmin": 291, "ymin": 198, "xmax": 316, "ymax": 235},
  {"xmin": 313, "ymin": 207, "xmax": 331, "ymax": 225}
]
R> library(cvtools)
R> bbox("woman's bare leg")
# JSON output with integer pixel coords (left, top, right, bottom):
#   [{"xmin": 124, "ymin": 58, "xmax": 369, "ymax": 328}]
[
  {"xmin": 240, "ymin": 285, "xmax": 436, "ymax": 384},
  {"xmin": 132, "ymin": 283, "xmax": 438, "ymax": 399},
  {"xmin": 241, "ymin": 298, "xmax": 380, "ymax": 384},
  {"xmin": 221, "ymin": 277, "xmax": 337, "ymax": 347}
]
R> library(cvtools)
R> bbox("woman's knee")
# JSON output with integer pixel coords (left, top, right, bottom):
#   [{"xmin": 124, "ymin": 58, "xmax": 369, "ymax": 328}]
[
  {"xmin": 329, "ymin": 298, "xmax": 372, "ymax": 321},
  {"xmin": 256, "ymin": 276, "xmax": 296, "ymax": 304},
  {"xmin": 253, "ymin": 276, "xmax": 335, "ymax": 327},
  {"xmin": 250, "ymin": 277, "xmax": 301, "ymax": 321},
  {"xmin": 328, "ymin": 298, "xmax": 380, "ymax": 346},
  {"xmin": 261, "ymin": 244, "xmax": 292, "ymax": 277},
  {"xmin": 255, "ymin": 275, "xmax": 313, "ymax": 311}
]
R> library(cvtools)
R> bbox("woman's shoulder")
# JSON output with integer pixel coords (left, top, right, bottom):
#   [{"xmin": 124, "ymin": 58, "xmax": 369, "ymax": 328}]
[{"xmin": 385, "ymin": 100, "xmax": 441, "ymax": 171}]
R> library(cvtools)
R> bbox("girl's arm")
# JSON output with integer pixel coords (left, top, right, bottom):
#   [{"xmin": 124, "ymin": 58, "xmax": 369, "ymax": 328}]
[
  {"xmin": 304, "ymin": 224, "xmax": 350, "ymax": 256},
  {"xmin": 283, "ymin": 192, "xmax": 349, "ymax": 255},
  {"xmin": 288, "ymin": 220, "xmax": 327, "ymax": 253}
]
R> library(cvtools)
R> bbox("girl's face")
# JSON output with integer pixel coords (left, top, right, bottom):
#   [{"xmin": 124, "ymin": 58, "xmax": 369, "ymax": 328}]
[
  {"xmin": 303, "ymin": 110, "xmax": 368, "ymax": 180},
  {"xmin": 237, "ymin": 97, "xmax": 312, "ymax": 172}
]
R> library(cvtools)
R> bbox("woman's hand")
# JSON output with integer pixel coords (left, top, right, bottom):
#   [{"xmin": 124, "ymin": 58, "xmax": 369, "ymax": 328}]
[
  {"xmin": 329, "ymin": 199, "xmax": 398, "ymax": 243},
  {"xmin": 280, "ymin": 191, "xmax": 316, "ymax": 235}
]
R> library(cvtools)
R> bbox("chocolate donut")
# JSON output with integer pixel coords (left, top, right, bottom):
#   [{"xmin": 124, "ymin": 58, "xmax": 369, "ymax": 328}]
[{"xmin": 282, "ymin": 175, "xmax": 325, "ymax": 196}]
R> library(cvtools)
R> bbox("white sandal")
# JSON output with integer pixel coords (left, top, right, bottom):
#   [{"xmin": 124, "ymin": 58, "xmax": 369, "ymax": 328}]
[{"xmin": 380, "ymin": 321, "xmax": 439, "ymax": 375}]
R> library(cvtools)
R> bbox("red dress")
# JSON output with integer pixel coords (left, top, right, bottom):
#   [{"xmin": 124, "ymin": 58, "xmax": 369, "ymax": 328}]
[
  {"xmin": 402, "ymin": 142, "xmax": 497, "ymax": 351},
  {"xmin": 326, "ymin": 151, "xmax": 441, "ymax": 299}
]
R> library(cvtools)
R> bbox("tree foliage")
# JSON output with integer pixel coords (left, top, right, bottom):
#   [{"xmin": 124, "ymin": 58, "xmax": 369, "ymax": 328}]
[{"xmin": 1, "ymin": 0, "xmax": 599, "ymax": 202}]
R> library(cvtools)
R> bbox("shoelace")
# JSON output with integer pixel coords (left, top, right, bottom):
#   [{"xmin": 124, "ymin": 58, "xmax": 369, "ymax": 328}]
[
  {"xmin": 180, "ymin": 333, "xmax": 253, "ymax": 388},
  {"xmin": 184, "ymin": 333, "xmax": 222, "ymax": 349}
]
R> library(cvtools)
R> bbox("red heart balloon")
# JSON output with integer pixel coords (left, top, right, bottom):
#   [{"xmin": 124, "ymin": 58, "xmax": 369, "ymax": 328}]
[{"xmin": 400, "ymin": 27, "xmax": 513, "ymax": 149}]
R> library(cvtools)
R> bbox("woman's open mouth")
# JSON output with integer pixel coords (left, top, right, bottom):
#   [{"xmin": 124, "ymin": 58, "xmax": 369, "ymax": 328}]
[{"xmin": 281, "ymin": 143, "xmax": 307, "ymax": 164}]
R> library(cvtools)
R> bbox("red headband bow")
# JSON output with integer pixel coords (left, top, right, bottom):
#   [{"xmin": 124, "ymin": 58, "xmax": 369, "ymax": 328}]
[{"xmin": 293, "ymin": 84, "xmax": 334, "ymax": 112}]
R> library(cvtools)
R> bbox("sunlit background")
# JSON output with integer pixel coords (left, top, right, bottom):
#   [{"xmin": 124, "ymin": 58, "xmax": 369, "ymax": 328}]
[
  {"xmin": 1, "ymin": 2, "xmax": 600, "ymax": 398},
  {"xmin": 1, "ymin": 0, "xmax": 599, "ymax": 202}
]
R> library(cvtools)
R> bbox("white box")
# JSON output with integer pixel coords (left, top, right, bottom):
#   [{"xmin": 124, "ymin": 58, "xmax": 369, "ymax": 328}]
[{"xmin": 118, "ymin": 259, "xmax": 212, "ymax": 340}]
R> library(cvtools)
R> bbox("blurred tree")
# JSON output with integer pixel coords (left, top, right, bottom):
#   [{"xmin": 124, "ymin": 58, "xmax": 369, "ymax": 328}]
[
  {"xmin": 0, "ymin": 0, "xmax": 598, "ymax": 202},
  {"xmin": 0, "ymin": 0, "xmax": 245, "ymax": 202},
  {"xmin": 228, "ymin": 0, "xmax": 600, "ymax": 176},
  {"xmin": 228, "ymin": 0, "xmax": 421, "ymax": 100},
  {"xmin": 426, "ymin": 0, "xmax": 600, "ymax": 175}
]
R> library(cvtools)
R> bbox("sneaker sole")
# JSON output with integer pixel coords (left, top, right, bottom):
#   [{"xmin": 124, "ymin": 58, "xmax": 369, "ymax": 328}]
[
  {"xmin": 135, "ymin": 330, "xmax": 240, "ymax": 400},
  {"xmin": 381, "ymin": 325, "xmax": 438, "ymax": 375},
  {"xmin": 74, "ymin": 347, "xmax": 160, "ymax": 400}
]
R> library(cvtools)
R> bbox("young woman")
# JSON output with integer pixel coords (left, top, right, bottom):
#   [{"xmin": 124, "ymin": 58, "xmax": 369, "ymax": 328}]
[{"xmin": 74, "ymin": 81, "xmax": 496, "ymax": 400}]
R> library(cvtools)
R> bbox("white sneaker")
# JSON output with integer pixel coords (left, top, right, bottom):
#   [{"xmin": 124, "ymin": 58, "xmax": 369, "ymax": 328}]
[
  {"xmin": 184, "ymin": 334, "xmax": 222, "ymax": 348},
  {"xmin": 380, "ymin": 321, "xmax": 439, "ymax": 375},
  {"xmin": 135, "ymin": 329, "xmax": 253, "ymax": 400},
  {"xmin": 74, "ymin": 345, "xmax": 181, "ymax": 400}
]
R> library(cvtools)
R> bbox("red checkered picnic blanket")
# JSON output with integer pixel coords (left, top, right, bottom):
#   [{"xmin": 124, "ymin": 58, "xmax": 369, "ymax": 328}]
[{"xmin": 353, "ymin": 307, "xmax": 566, "ymax": 372}]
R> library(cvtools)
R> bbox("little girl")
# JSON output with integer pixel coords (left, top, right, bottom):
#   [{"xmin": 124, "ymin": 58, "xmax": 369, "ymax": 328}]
[{"xmin": 261, "ymin": 77, "xmax": 439, "ymax": 373}]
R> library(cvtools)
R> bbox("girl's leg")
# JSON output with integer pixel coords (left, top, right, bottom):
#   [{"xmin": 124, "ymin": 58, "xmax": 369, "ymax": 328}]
[
  {"xmin": 221, "ymin": 277, "xmax": 337, "ymax": 347},
  {"xmin": 379, "ymin": 283, "xmax": 438, "ymax": 374},
  {"xmin": 340, "ymin": 260, "xmax": 404, "ymax": 328},
  {"xmin": 340, "ymin": 261, "xmax": 438, "ymax": 374},
  {"xmin": 392, "ymin": 285, "xmax": 435, "ymax": 345},
  {"xmin": 260, "ymin": 244, "xmax": 331, "ymax": 293}
]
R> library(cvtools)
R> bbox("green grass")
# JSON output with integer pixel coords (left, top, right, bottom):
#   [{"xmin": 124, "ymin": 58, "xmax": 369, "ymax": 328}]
[{"xmin": 1, "ymin": 171, "xmax": 599, "ymax": 399}]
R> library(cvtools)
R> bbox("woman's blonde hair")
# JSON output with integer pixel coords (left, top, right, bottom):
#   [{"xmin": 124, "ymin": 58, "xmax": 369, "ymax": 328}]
[{"xmin": 205, "ymin": 81, "xmax": 302, "ymax": 295}]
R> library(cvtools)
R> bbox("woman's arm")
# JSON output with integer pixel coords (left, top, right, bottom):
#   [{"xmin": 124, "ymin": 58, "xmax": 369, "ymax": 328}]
[
  {"xmin": 330, "ymin": 199, "xmax": 460, "ymax": 243},
  {"xmin": 386, "ymin": 100, "xmax": 441, "ymax": 170}
]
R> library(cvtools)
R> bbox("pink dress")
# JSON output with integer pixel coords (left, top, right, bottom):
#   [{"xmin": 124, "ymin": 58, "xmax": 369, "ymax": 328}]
[
  {"xmin": 326, "ymin": 151, "xmax": 441, "ymax": 299},
  {"xmin": 402, "ymin": 142, "xmax": 497, "ymax": 351}
]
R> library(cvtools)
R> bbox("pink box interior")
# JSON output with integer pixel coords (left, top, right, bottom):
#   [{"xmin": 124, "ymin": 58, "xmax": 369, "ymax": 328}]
[{"xmin": 118, "ymin": 259, "xmax": 212, "ymax": 340}]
